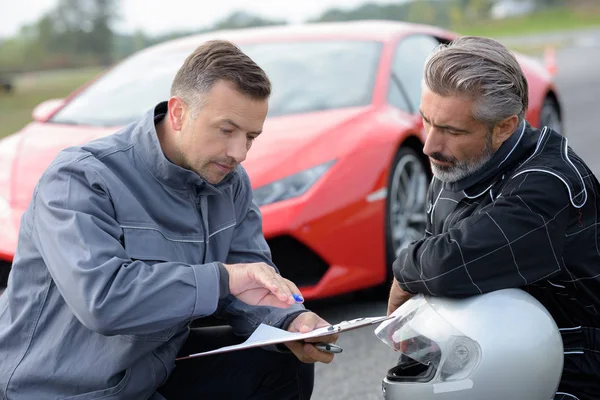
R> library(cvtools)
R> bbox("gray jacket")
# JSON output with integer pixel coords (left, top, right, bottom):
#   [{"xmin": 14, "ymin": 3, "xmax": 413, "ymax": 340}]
[{"xmin": 0, "ymin": 102, "xmax": 306, "ymax": 399}]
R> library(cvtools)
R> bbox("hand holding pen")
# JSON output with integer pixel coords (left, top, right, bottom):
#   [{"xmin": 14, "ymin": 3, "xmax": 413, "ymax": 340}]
[
  {"xmin": 284, "ymin": 312, "xmax": 340, "ymax": 364},
  {"xmin": 315, "ymin": 342, "xmax": 343, "ymax": 354},
  {"xmin": 221, "ymin": 261, "xmax": 305, "ymax": 308}
]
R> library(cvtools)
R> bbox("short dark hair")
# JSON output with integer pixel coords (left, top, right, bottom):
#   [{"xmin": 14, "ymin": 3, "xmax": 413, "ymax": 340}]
[{"xmin": 171, "ymin": 39, "xmax": 271, "ymax": 109}]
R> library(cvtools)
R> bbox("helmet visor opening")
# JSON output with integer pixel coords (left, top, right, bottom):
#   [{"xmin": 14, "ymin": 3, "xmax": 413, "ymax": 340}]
[{"xmin": 387, "ymin": 353, "xmax": 439, "ymax": 382}]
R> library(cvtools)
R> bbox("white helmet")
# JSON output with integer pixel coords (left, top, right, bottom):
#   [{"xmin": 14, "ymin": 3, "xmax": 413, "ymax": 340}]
[{"xmin": 375, "ymin": 288, "xmax": 563, "ymax": 400}]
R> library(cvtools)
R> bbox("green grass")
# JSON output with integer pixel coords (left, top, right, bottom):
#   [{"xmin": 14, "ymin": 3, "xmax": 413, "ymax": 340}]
[
  {"xmin": 455, "ymin": 7, "xmax": 600, "ymax": 38},
  {"xmin": 0, "ymin": 67, "xmax": 103, "ymax": 139},
  {"xmin": 505, "ymin": 41, "xmax": 566, "ymax": 56}
]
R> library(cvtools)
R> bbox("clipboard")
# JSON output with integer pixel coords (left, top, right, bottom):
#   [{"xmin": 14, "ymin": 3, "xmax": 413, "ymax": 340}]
[{"xmin": 177, "ymin": 315, "xmax": 393, "ymax": 360}]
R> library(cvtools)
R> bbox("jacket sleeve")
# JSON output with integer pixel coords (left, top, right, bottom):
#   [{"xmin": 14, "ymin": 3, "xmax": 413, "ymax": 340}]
[
  {"xmin": 29, "ymin": 157, "xmax": 223, "ymax": 336},
  {"xmin": 213, "ymin": 167, "xmax": 307, "ymax": 337},
  {"xmin": 393, "ymin": 172, "xmax": 572, "ymax": 297}
]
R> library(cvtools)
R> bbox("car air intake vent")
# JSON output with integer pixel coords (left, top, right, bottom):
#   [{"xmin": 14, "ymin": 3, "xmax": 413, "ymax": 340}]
[
  {"xmin": 267, "ymin": 236, "xmax": 328, "ymax": 288},
  {"xmin": 0, "ymin": 260, "xmax": 11, "ymax": 289}
]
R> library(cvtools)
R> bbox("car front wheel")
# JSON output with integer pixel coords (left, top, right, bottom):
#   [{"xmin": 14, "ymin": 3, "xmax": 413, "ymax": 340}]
[
  {"xmin": 540, "ymin": 95, "xmax": 562, "ymax": 135},
  {"xmin": 385, "ymin": 147, "xmax": 429, "ymax": 276},
  {"xmin": 0, "ymin": 266, "xmax": 8, "ymax": 295}
]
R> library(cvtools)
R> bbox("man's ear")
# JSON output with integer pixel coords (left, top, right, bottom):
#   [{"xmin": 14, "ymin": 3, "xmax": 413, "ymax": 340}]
[
  {"xmin": 167, "ymin": 96, "xmax": 186, "ymax": 132},
  {"xmin": 492, "ymin": 115, "xmax": 519, "ymax": 149}
]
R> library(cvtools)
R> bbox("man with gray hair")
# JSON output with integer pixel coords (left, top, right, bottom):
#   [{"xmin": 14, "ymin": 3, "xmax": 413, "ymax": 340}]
[{"xmin": 387, "ymin": 36, "xmax": 600, "ymax": 399}]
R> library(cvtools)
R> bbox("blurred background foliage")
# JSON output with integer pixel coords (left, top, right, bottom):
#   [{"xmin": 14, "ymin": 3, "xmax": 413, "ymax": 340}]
[
  {"xmin": 0, "ymin": 0, "xmax": 598, "ymax": 139},
  {"xmin": 0, "ymin": 0, "xmax": 597, "ymax": 74}
]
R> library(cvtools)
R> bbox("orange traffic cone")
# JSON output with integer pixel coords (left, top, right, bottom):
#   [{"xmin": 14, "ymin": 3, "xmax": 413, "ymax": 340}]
[{"xmin": 544, "ymin": 45, "xmax": 557, "ymax": 76}]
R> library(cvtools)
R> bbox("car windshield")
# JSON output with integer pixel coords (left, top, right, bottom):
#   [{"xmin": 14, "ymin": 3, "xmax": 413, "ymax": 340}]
[{"xmin": 51, "ymin": 39, "xmax": 383, "ymax": 126}]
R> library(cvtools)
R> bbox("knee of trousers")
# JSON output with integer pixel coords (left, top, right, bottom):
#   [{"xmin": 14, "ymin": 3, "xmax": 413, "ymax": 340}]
[{"xmin": 261, "ymin": 351, "xmax": 315, "ymax": 385}]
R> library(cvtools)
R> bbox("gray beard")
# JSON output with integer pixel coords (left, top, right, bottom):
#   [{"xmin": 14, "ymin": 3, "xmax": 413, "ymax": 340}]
[{"xmin": 431, "ymin": 150, "xmax": 495, "ymax": 183}]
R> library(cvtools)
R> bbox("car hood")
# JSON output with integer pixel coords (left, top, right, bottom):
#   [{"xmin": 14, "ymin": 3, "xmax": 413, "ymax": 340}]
[
  {"xmin": 0, "ymin": 107, "xmax": 372, "ymax": 256},
  {"xmin": 0, "ymin": 122, "xmax": 114, "ymax": 211},
  {"xmin": 243, "ymin": 107, "xmax": 371, "ymax": 187},
  {"xmin": 1, "ymin": 107, "xmax": 370, "ymax": 209}
]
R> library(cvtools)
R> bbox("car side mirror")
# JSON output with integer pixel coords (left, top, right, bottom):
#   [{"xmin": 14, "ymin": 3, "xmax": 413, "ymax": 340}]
[{"xmin": 32, "ymin": 98, "xmax": 65, "ymax": 122}]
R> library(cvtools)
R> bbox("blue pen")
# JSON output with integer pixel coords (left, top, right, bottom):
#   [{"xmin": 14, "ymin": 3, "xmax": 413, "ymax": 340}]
[{"xmin": 292, "ymin": 294, "xmax": 304, "ymax": 303}]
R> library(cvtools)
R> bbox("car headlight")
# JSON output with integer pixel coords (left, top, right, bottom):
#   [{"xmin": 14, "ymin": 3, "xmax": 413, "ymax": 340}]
[{"xmin": 253, "ymin": 160, "xmax": 335, "ymax": 206}]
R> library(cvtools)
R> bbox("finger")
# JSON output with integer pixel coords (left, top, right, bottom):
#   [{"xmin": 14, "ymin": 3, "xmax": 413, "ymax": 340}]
[
  {"xmin": 289, "ymin": 312, "xmax": 320, "ymax": 333},
  {"xmin": 269, "ymin": 277, "xmax": 295, "ymax": 305},
  {"xmin": 313, "ymin": 317, "xmax": 331, "ymax": 329},
  {"xmin": 285, "ymin": 340, "xmax": 336, "ymax": 364},
  {"xmin": 303, "ymin": 343, "xmax": 334, "ymax": 364},
  {"xmin": 387, "ymin": 281, "xmax": 406, "ymax": 316},
  {"xmin": 258, "ymin": 293, "xmax": 293, "ymax": 308},
  {"xmin": 387, "ymin": 291, "xmax": 411, "ymax": 316},
  {"xmin": 252, "ymin": 265, "xmax": 294, "ymax": 305},
  {"xmin": 304, "ymin": 332, "xmax": 339, "ymax": 344},
  {"xmin": 386, "ymin": 300, "xmax": 396, "ymax": 317},
  {"xmin": 261, "ymin": 264, "xmax": 298, "ymax": 305},
  {"xmin": 387, "ymin": 300, "xmax": 400, "ymax": 316},
  {"xmin": 279, "ymin": 277, "xmax": 303, "ymax": 303},
  {"xmin": 235, "ymin": 287, "xmax": 292, "ymax": 308},
  {"xmin": 284, "ymin": 340, "xmax": 306, "ymax": 361},
  {"xmin": 296, "ymin": 315, "xmax": 331, "ymax": 335},
  {"xmin": 255, "ymin": 263, "xmax": 303, "ymax": 305}
]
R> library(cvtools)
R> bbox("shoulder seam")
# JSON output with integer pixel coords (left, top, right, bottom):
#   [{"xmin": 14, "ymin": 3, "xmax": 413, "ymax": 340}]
[{"xmin": 510, "ymin": 169, "xmax": 587, "ymax": 209}]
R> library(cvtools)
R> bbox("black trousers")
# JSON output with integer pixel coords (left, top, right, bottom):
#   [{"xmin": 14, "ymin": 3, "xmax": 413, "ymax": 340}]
[{"xmin": 158, "ymin": 326, "xmax": 315, "ymax": 400}]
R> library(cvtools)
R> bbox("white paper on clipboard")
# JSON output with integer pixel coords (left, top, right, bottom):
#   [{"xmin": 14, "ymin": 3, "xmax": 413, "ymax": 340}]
[{"xmin": 177, "ymin": 315, "xmax": 394, "ymax": 360}]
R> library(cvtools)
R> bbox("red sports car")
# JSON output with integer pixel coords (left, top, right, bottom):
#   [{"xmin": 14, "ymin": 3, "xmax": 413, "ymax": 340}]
[{"xmin": 0, "ymin": 20, "xmax": 562, "ymax": 299}]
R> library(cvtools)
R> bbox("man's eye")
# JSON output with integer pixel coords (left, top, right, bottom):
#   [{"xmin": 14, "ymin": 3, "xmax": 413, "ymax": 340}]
[
  {"xmin": 220, "ymin": 128, "xmax": 233, "ymax": 134},
  {"xmin": 247, "ymin": 135, "xmax": 257, "ymax": 141}
]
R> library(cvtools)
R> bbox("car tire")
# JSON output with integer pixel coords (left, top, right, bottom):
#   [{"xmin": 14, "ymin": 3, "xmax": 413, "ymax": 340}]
[
  {"xmin": 384, "ymin": 146, "xmax": 429, "ymax": 282},
  {"xmin": 540, "ymin": 95, "xmax": 562, "ymax": 135},
  {"xmin": 0, "ymin": 266, "xmax": 9, "ymax": 292}
]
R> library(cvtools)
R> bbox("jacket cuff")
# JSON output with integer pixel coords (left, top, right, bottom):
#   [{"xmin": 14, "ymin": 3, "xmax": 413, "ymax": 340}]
[
  {"xmin": 215, "ymin": 262, "xmax": 230, "ymax": 300},
  {"xmin": 190, "ymin": 262, "xmax": 221, "ymax": 318}
]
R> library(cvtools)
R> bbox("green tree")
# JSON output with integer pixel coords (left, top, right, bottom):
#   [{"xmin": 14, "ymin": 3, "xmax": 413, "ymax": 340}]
[
  {"xmin": 88, "ymin": 0, "xmax": 118, "ymax": 65},
  {"xmin": 464, "ymin": 0, "xmax": 494, "ymax": 21},
  {"xmin": 407, "ymin": 0, "xmax": 437, "ymax": 24},
  {"xmin": 29, "ymin": 0, "xmax": 118, "ymax": 67},
  {"xmin": 212, "ymin": 11, "xmax": 286, "ymax": 30},
  {"xmin": 533, "ymin": 0, "xmax": 565, "ymax": 7}
]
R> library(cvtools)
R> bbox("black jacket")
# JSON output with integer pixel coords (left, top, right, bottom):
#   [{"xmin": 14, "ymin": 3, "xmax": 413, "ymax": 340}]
[{"xmin": 394, "ymin": 122, "xmax": 600, "ymax": 399}]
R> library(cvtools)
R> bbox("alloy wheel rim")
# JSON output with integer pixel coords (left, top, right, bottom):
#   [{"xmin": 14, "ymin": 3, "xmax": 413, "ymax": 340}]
[
  {"xmin": 389, "ymin": 154, "xmax": 428, "ymax": 258},
  {"xmin": 541, "ymin": 103, "xmax": 561, "ymax": 134}
]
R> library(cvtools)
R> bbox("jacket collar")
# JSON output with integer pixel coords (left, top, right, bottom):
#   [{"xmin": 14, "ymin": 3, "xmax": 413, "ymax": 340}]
[
  {"xmin": 131, "ymin": 102, "xmax": 236, "ymax": 195},
  {"xmin": 443, "ymin": 121, "xmax": 540, "ymax": 196}
]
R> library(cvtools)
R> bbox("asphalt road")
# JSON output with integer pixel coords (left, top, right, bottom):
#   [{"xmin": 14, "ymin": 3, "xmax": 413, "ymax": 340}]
[{"xmin": 309, "ymin": 39, "xmax": 600, "ymax": 400}]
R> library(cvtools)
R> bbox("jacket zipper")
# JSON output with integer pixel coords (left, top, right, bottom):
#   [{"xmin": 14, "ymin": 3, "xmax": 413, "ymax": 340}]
[{"xmin": 196, "ymin": 196, "xmax": 209, "ymax": 264}]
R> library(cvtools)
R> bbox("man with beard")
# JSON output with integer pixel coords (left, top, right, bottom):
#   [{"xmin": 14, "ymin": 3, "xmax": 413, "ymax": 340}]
[{"xmin": 387, "ymin": 36, "xmax": 600, "ymax": 400}]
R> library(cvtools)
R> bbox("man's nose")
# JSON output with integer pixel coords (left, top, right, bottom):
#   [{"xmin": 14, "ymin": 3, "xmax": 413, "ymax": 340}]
[
  {"xmin": 423, "ymin": 128, "xmax": 444, "ymax": 157},
  {"xmin": 227, "ymin": 136, "xmax": 248, "ymax": 164}
]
